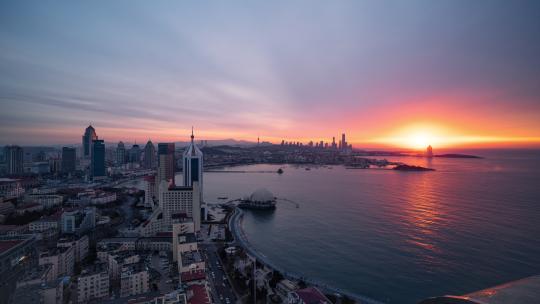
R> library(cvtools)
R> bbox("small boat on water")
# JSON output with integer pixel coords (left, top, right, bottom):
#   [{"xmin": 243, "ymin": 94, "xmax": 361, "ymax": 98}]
[
  {"xmin": 218, "ymin": 196, "xmax": 228, "ymax": 200},
  {"xmin": 277, "ymin": 168, "xmax": 284, "ymax": 174},
  {"xmin": 305, "ymin": 167, "xmax": 311, "ymax": 171}
]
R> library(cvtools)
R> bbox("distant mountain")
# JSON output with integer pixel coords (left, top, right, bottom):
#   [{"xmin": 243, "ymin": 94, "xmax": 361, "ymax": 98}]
[{"xmin": 174, "ymin": 138, "xmax": 257, "ymax": 147}]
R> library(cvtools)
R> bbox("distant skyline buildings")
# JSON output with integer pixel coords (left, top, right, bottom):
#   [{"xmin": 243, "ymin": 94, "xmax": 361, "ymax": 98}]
[
  {"xmin": 280, "ymin": 133, "xmax": 353, "ymax": 152},
  {"xmin": 61, "ymin": 147, "xmax": 76, "ymax": 174},
  {"xmin": 91, "ymin": 139, "xmax": 105, "ymax": 178},
  {"xmin": 115, "ymin": 141, "xmax": 126, "ymax": 166},
  {"xmin": 4, "ymin": 145, "xmax": 24, "ymax": 175},
  {"xmin": 144, "ymin": 140, "xmax": 156, "ymax": 169},
  {"xmin": 128, "ymin": 143, "xmax": 141, "ymax": 164},
  {"xmin": 82, "ymin": 125, "xmax": 97, "ymax": 159}
]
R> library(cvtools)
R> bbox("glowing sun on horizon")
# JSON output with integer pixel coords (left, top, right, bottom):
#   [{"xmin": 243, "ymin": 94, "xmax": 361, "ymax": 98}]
[
  {"xmin": 407, "ymin": 133, "xmax": 434, "ymax": 150},
  {"xmin": 377, "ymin": 123, "xmax": 452, "ymax": 150}
]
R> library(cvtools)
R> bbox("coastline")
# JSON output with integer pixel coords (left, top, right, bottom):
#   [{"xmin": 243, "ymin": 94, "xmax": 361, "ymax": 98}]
[{"xmin": 229, "ymin": 207, "xmax": 385, "ymax": 304}]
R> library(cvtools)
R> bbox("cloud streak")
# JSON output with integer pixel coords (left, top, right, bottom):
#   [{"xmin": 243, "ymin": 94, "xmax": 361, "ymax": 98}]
[{"xmin": 1, "ymin": 1, "xmax": 540, "ymax": 147}]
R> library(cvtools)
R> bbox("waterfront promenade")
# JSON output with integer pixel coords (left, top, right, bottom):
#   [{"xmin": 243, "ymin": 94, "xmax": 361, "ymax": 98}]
[{"xmin": 229, "ymin": 208, "xmax": 386, "ymax": 304}]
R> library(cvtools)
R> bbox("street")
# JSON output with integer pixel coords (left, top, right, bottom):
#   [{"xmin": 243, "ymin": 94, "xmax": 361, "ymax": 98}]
[{"xmin": 201, "ymin": 243, "xmax": 238, "ymax": 304}]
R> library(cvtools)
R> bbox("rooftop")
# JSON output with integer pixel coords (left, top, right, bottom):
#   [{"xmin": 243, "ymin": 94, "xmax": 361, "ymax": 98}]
[
  {"xmin": 187, "ymin": 284, "xmax": 210, "ymax": 304},
  {"xmin": 121, "ymin": 261, "xmax": 147, "ymax": 277},
  {"xmin": 79, "ymin": 262, "xmax": 108, "ymax": 277},
  {"xmin": 0, "ymin": 178, "xmax": 19, "ymax": 183},
  {"xmin": 294, "ymin": 287, "xmax": 332, "ymax": 304},
  {"xmin": 181, "ymin": 250, "xmax": 203, "ymax": 266},
  {"xmin": 178, "ymin": 233, "xmax": 197, "ymax": 244},
  {"xmin": 181, "ymin": 270, "xmax": 206, "ymax": 282}
]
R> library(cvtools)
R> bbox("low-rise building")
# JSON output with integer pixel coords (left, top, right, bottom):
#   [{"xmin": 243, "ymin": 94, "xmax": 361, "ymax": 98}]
[
  {"xmin": 120, "ymin": 262, "xmax": 149, "ymax": 298},
  {"xmin": 136, "ymin": 237, "xmax": 172, "ymax": 252},
  {"xmin": 61, "ymin": 207, "xmax": 95, "ymax": 234},
  {"xmin": 38, "ymin": 246, "xmax": 75, "ymax": 278},
  {"xmin": 138, "ymin": 208, "xmax": 163, "ymax": 237},
  {"xmin": 186, "ymin": 284, "xmax": 210, "ymax": 304},
  {"xmin": 77, "ymin": 263, "xmax": 110, "ymax": 303},
  {"xmin": 29, "ymin": 213, "xmax": 61, "ymax": 232},
  {"xmin": 16, "ymin": 202, "xmax": 44, "ymax": 214},
  {"xmin": 90, "ymin": 191, "xmax": 117, "ymax": 205},
  {"xmin": 0, "ymin": 200, "xmax": 15, "ymax": 217},
  {"xmin": 26, "ymin": 194, "xmax": 63, "ymax": 209},
  {"xmin": 108, "ymin": 251, "xmax": 141, "ymax": 281},
  {"xmin": 0, "ymin": 178, "xmax": 25, "ymax": 200},
  {"xmin": 276, "ymin": 279, "xmax": 299, "ymax": 299},
  {"xmin": 98, "ymin": 237, "xmax": 172, "ymax": 252},
  {"xmin": 0, "ymin": 224, "xmax": 27, "ymax": 236},
  {"xmin": 287, "ymin": 287, "xmax": 332, "ymax": 304},
  {"xmin": 0, "ymin": 235, "xmax": 38, "ymax": 304},
  {"xmin": 178, "ymin": 250, "xmax": 205, "ymax": 275},
  {"xmin": 57, "ymin": 234, "xmax": 89, "ymax": 263}
]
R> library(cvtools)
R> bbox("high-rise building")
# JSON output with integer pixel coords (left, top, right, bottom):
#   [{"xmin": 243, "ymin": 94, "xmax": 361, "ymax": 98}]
[
  {"xmin": 332, "ymin": 137, "xmax": 337, "ymax": 149},
  {"xmin": 91, "ymin": 140, "xmax": 105, "ymax": 178},
  {"xmin": 341, "ymin": 133, "xmax": 347, "ymax": 151},
  {"xmin": 159, "ymin": 180, "xmax": 201, "ymax": 232},
  {"xmin": 129, "ymin": 144, "xmax": 141, "ymax": 164},
  {"xmin": 115, "ymin": 141, "xmax": 126, "ymax": 166},
  {"xmin": 82, "ymin": 125, "xmax": 98, "ymax": 159},
  {"xmin": 156, "ymin": 143, "xmax": 175, "ymax": 199},
  {"xmin": 61, "ymin": 147, "xmax": 76, "ymax": 174},
  {"xmin": 183, "ymin": 129, "xmax": 203, "ymax": 202},
  {"xmin": 4, "ymin": 145, "xmax": 24, "ymax": 175},
  {"xmin": 144, "ymin": 140, "xmax": 156, "ymax": 169}
]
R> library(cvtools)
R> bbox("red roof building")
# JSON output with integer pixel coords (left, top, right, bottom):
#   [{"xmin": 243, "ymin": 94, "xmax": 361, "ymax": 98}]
[{"xmin": 187, "ymin": 284, "xmax": 210, "ymax": 304}]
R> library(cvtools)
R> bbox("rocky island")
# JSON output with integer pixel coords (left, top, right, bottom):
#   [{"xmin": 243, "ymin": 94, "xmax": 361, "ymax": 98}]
[{"xmin": 393, "ymin": 164, "xmax": 435, "ymax": 171}]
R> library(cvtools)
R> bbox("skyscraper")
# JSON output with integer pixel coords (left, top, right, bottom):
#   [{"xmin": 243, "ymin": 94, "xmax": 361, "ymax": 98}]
[
  {"xmin": 144, "ymin": 140, "xmax": 156, "ymax": 169},
  {"xmin": 129, "ymin": 144, "xmax": 141, "ymax": 164},
  {"xmin": 4, "ymin": 145, "xmax": 24, "ymax": 175},
  {"xmin": 61, "ymin": 147, "xmax": 77, "ymax": 174},
  {"xmin": 156, "ymin": 142, "xmax": 175, "ymax": 197},
  {"xmin": 91, "ymin": 139, "xmax": 105, "ymax": 178},
  {"xmin": 82, "ymin": 125, "xmax": 98, "ymax": 159},
  {"xmin": 116, "ymin": 141, "xmax": 126, "ymax": 165},
  {"xmin": 183, "ymin": 129, "xmax": 203, "ymax": 201},
  {"xmin": 159, "ymin": 180, "xmax": 200, "ymax": 232},
  {"xmin": 341, "ymin": 133, "xmax": 347, "ymax": 151}
]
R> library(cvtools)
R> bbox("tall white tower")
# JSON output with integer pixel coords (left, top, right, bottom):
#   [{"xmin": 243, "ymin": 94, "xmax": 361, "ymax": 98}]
[{"xmin": 183, "ymin": 128, "xmax": 203, "ymax": 202}]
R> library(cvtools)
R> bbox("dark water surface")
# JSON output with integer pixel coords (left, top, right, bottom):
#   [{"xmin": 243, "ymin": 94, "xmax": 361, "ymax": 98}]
[{"xmin": 203, "ymin": 150, "xmax": 540, "ymax": 303}]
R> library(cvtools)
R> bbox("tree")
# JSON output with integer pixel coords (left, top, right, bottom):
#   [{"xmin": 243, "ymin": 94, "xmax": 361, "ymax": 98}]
[{"xmin": 269, "ymin": 271, "xmax": 284, "ymax": 288}]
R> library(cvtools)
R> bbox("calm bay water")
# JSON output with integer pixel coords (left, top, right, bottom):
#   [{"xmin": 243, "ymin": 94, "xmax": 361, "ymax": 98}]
[{"xmin": 203, "ymin": 150, "xmax": 540, "ymax": 303}]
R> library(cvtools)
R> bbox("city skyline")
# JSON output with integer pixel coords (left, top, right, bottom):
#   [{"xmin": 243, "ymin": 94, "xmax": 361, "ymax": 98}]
[{"xmin": 1, "ymin": 1, "xmax": 540, "ymax": 148}]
